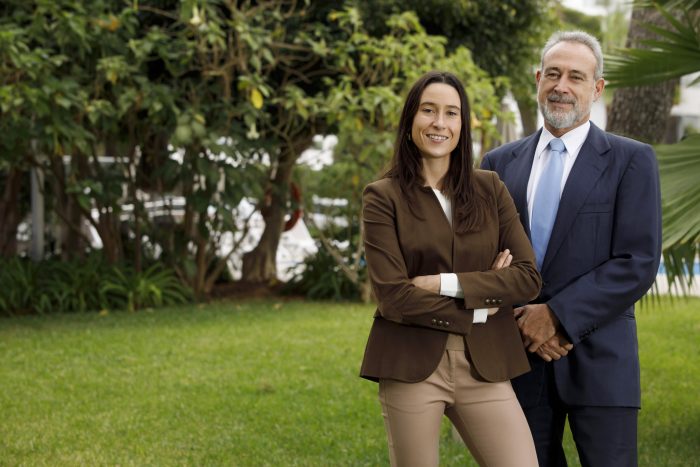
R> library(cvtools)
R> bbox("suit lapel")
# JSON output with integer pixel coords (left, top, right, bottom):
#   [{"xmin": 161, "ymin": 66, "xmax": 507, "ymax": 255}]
[
  {"xmin": 541, "ymin": 123, "xmax": 611, "ymax": 273},
  {"xmin": 503, "ymin": 130, "xmax": 541, "ymax": 237}
]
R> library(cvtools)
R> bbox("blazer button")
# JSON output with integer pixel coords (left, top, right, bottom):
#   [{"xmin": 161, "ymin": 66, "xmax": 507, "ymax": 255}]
[
  {"xmin": 438, "ymin": 320, "xmax": 444, "ymax": 326},
  {"xmin": 444, "ymin": 321, "xmax": 450, "ymax": 327},
  {"xmin": 431, "ymin": 318, "xmax": 437, "ymax": 325},
  {"xmin": 484, "ymin": 298, "xmax": 492, "ymax": 305},
  {"xmin": 496, "ymin": 299, "xmax": 503, "ymax": 304}
]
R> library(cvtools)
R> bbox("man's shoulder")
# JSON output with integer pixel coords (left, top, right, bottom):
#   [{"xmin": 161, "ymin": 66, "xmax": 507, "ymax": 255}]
[
  {"xmin": 601, "ymin": 130, "xmax": 651, "ymax": 151},
  {"xmin": 487, "ymin": 135, "xmax": 535, "ymax": 157}
]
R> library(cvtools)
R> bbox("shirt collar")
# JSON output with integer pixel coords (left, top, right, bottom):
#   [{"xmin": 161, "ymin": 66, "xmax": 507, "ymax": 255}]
[{"xmin": 535, "ymin": 120, "xmax": 591, "ymax": 159}]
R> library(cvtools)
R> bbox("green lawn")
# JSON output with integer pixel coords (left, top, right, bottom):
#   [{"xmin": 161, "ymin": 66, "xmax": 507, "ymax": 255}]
[{"xmin": 1, "ymin": 298, "xmax": 698, "ymax": 466}]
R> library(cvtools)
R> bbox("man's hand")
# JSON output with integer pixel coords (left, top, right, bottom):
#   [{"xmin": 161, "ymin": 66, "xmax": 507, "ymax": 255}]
[
  {"xmin": 513, "ymin": 303, "xmax": 559, "ymax": 352},
  {"xmin": 411, "ymin": 274, "xmax": 440, "ymax": 294},
  {"xmin": 535, "ymin": 331, "xmax": 573, "ymax": 362}
]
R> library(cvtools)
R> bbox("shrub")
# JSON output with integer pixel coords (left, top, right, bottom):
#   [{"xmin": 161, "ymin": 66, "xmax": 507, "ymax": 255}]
[
  {"xmin": 282, "ymin": 245, "xmax": 364, "ymax": 301},
  {"xmin": 0, "ymin": 257, "xmax": 191, "ymax": 315}
]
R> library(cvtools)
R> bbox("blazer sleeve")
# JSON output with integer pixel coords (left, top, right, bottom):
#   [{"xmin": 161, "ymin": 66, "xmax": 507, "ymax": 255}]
[
  {"xmin": 455, "ymin": 172, "xmax": 542, "ymax": 309},
  {"xmin": 363, "ymin": 182, "xmax": 474, "ymax": 335},
  {"xmin": 547, "ymin": 144, "xmax": 662, "ymax": 344}
]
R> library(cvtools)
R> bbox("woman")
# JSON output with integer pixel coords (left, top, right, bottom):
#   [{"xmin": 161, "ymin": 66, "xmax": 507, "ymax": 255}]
[{"xmin": 360, "ymin": 71, "xmax": 541, "ymax": 466}]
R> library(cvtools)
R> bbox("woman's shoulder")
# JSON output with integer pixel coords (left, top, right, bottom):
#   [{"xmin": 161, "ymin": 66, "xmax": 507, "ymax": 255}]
[
  {"xmin": 364, "ymin": 177, "xmax": 399, "ymax": 196},
  {"xmin": 472, "ymin": 169, "xmax": 501, "ymax": 192}
]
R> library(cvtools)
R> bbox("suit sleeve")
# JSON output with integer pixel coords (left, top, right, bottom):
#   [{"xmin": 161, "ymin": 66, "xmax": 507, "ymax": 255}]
[
  {"xmin": 480, "ymin": 152, "xmax": 495, "ymax": 171},
  {"xmin": 455, "ymin": 172, "xmax": 542, "ymax": 309},
  {"xmin": 548, "ymin": 144, "xmax": 662, "ymax": 344},
  {"xmin": 363, "ymin": 182, "xmax": 477, "ymax": 334}
]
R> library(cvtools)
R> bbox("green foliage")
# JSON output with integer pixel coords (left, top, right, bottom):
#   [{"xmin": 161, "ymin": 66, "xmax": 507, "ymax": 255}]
[
  {"xmin": 357, "ymin": 0, "xmax": 552, "ymax": 85},
  {"xmin": 0, "ymin": 257, "xmax": 191, "ymax": 315},
  {"xmin": 0, "ymin": 298, "xmax": 698, "ymax": 465},
  {"xmin": 606, "ymin": 5, "xmax": 700, "ymax": 87},
  {"xmin": 101, "ymin": 263, "xmax": 192, "ymax": 313},
  {"xmin": 283, "ymin": 243, "xmax": 365, "ymax": 300}
]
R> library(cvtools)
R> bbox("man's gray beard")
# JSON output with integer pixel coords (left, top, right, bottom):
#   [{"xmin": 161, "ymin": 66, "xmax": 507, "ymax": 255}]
[{"xmin": 540, "ymin": 101, "xmax": 580, "ymax": 129}]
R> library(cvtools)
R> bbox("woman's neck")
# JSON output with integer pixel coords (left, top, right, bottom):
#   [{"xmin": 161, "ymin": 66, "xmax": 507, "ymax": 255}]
[{"xmin": 421, "ymin": 158, "xmax": 449, "ymax": 190}]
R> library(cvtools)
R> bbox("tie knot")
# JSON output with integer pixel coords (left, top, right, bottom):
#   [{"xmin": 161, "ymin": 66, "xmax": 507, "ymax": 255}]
[{"xmin": 549, "ymin": 138, "xmax": 565, "ymax": 153}]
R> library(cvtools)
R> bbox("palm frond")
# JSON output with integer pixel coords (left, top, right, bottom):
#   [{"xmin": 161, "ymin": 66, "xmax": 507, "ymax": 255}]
[
  {"xmin": 657, "ymin": 135, "xmax": 700, "ymax": 247},
  {"xmin": 605, "ymin": 6, "xmax": 700, "ymax": 87},
  {"xmin": 656, "ymin": 135, "xmax": 700, "ymax": 291}
]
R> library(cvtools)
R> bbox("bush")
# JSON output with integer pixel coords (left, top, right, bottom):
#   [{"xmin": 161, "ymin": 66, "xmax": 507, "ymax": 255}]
[
  {"xmin": 0, "ymin": 257, "xmax": 191, "ymax": 315},
  {"xmin": 101, "ymin": 263, "xmax": 192, "ymax": 313},
  {"xmin": 282, "ymin": 246, "xmax": 364, "ymax": 301}
]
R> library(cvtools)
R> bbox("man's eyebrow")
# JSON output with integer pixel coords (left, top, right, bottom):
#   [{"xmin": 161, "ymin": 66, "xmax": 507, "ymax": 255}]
[{"xmin": 544, "ymin": 66, "xmax": 589, "ymax": 78}]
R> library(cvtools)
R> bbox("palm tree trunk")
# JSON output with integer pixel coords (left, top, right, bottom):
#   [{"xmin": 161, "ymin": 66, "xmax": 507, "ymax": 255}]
[{"xmin": 606, "ymin": 6, "xmax": 679, "ymax": 144}]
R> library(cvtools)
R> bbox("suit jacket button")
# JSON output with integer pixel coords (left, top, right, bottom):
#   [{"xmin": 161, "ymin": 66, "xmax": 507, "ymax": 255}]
[
  {"xmin": 438, "ymin": 320, "xmax": 444, "ymax": 326},
  {"xmin": 484, "ymin": 298, "xmax": 491, "ymax": 305},
  {"xmin": 431, "ymin": 318, "xmax": 437, "ymax": 324},
  {"xmin": 497, "ymin": 299, "xmax": 503, "ymax": 304},
  {"xmin": 445, "ymin": 321, "xmax": 450, "ymax": 327}
]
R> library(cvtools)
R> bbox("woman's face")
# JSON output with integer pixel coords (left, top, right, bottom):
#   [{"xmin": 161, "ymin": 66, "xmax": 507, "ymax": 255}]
[{"xmin": 410, "ymin": 83, "xmax": 462, "ymax": 162}]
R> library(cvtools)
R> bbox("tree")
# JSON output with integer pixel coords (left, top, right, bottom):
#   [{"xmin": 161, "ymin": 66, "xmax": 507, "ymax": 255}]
[
  {"xmin": 606, "ymin": 0, "xmax": 700, "ymax": 290},
  {"xmin": 356, "ymin": 0, "xmax": 556, "ymax": 139}
]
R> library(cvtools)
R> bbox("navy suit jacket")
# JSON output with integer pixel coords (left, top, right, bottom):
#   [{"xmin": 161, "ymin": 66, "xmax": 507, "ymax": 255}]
[{"xmin": 481, "ymin": 123, "xmax": 662, "ymax": 408}]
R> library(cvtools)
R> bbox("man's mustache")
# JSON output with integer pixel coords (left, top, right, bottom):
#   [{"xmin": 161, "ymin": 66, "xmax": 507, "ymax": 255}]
[{"xmin": 547, "ymin": 93, "xmax": 576, "ymax": 105}]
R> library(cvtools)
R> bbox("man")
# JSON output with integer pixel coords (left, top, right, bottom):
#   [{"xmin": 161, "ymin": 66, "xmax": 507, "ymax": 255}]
[{"xmin": 481, "ymin": 31, "xmax": 662, "ymax": 466}]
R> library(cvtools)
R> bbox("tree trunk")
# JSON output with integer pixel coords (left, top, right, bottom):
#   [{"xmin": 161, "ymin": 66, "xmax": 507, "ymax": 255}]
[
  {"xmin": 606, "ymin": 7, "xmax": 679, "ymax": 144},
  {"xmin": 241, "ymin": 137, "xmax": 311, "ymax": 284},
  {"xmin": 514, "ymin": 91, "xmax": 538, "ymax": 137},
  {"xmin": 49, "ymin": 155, "xmax": 86, "ymax": 259},
  {"xmin": 0, "ymin": 168, "xmax": 23, "ymax": 257}
]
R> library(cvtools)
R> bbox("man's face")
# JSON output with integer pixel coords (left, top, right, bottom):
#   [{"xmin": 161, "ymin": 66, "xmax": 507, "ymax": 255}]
[{"xmin": 536, "ymin": 41, "xmax": 604, "ymax": 136}]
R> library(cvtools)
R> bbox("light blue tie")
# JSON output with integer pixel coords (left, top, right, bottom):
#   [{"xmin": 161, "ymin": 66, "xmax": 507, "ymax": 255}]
[{"xmin": 531, "ymin": 138, "xmax": 566, "ymax": 270}]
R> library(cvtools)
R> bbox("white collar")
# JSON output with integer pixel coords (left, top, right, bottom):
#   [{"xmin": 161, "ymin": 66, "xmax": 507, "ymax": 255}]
[{"xmin": 535, "ymin": 121, "xmax": 591, "ymax": 158}]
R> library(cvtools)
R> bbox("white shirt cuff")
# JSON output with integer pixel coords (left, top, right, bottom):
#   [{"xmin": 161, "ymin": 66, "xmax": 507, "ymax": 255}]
[
  {"xmin": 439, "ymin": 273, "xmax": 464, "ymax": 298},
  {"xmin": 473, "ymin": 308, "xmax": 489, "ymax": 324},
  {"xmin": 440, "ymin": 274, "xmax": 488, "ymax": 324}
]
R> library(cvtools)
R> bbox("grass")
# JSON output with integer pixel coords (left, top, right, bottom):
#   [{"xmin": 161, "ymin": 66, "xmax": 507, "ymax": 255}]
[{"xmin": 0, "ymin": 297, "xmax": 698, "ymax": 466}]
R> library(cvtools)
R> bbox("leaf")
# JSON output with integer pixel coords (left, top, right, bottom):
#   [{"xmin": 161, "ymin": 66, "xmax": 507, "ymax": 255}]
[{"xmin": 250, "ymin": 88, "xmax": 264, "ymax": 109}]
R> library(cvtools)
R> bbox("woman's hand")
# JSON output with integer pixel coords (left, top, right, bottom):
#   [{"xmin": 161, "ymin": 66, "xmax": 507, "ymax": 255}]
[
  {"xmin": 487, "ymin": 249, "xmax": 512, "ymax": 315},
  {"xmin": 491, "ymin": 248, "xmax": 512, "ymax": 270}
]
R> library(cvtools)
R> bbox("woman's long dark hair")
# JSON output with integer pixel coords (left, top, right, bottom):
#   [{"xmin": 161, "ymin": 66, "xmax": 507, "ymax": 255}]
[{"xmin": 385, "ymin": 71, "xmax": 487, "ymax": 233}]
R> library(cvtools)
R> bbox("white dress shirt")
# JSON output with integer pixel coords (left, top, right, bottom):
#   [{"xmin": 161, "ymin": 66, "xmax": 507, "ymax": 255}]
[
  {"xmin": 431, "ymin": 188, "xmax": 489, "ymax": 324},
  {"xmin": 526, "ymin": 122, "xmax": 591, "ymax": 227}
]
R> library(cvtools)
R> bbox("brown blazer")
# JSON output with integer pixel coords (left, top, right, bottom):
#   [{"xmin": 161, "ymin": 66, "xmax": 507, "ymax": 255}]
[{"xmin": 360, "ymin": 170, "xmax": 541, "ymax": 383}]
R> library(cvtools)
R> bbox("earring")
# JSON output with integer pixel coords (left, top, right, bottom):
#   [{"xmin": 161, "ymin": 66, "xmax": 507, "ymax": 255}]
[{"xmin": 407, "ymin": 133, "xmax": 412, "ymax": 142}]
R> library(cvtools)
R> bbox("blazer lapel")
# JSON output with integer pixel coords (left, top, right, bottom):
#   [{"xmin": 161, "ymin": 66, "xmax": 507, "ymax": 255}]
[
  {"xmin": 541, "ymin": 123, "xmax": 611, "ymax": 273},
  {"xmin": 503, "ymin": 130, "xmax": 541, "ymax": 237}
]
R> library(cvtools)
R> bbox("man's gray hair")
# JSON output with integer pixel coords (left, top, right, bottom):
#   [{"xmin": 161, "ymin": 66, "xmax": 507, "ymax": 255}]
[{"xmin": 540, "ymin": 31, "xmax": 604, "ymax": 81}]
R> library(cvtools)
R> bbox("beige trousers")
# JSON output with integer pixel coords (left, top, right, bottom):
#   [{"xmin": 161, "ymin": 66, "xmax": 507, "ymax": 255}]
[{"xmin": 378, "ymin": 333, "xmax": 538, "ymax": 467}]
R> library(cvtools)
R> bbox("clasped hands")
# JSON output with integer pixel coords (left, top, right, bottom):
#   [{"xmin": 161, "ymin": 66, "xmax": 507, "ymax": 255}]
[
  {"xmin": 514, "ymin": 304, "xmax": 573, "ymax": 362},
  {"xmin": 410, "ymin": 249, "xmax": 573, "ymax": 362}
]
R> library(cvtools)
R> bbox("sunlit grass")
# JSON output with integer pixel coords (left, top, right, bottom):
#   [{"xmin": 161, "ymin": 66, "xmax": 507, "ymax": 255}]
[{"xmin": 0, "ymin": 297, "xmax": 698, "ymax": 465}]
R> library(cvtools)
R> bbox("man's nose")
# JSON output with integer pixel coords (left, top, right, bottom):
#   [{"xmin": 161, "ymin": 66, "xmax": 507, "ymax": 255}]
[{"xmin": 553, "ymin": 77, "xmax": 573, "ymax": 93}]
